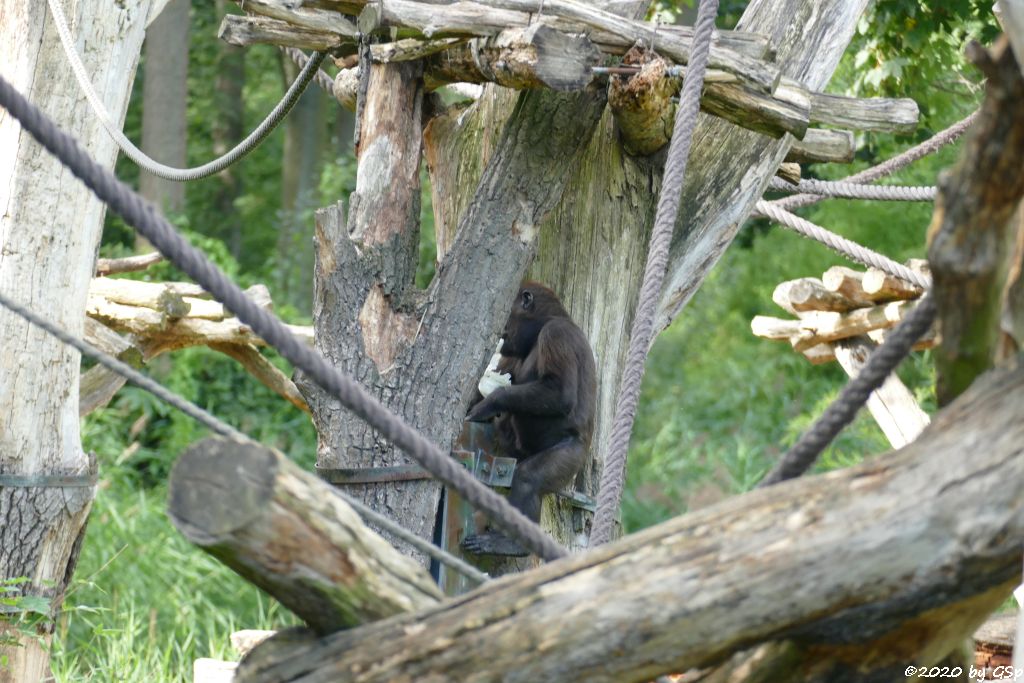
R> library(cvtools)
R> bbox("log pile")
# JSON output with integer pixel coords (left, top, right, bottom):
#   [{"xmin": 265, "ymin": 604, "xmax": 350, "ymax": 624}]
[
  {"xmin": 751, "ymin": 260, "xmax": 934, "ymax": 448},
  {"xmin": 81, "ymin": 272, "xmax": 313, "ymax": 415},
  {"xmin": 217, "ymin": 0, "xmax": 919, "ymax": 153}
]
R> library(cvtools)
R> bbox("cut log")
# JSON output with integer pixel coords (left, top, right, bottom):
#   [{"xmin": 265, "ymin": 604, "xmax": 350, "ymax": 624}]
[
  {"xmin": 94, "ymin": 251, "xmax": 163, "ymax": 276},
  {"xmin": 194, "ymin": 658, "xmax": 237, "ymax": 683},
  {"xmin": 784, "ymin": 128, "xmax": 855, "ymax": 164},
  {"xmin": 232, "ymin": 630, "xmax": 276, "ymax": 658},
  {"xmin": 699, "ymin": 77, "xmax": 810, "ymax": 140},
  {"xmin": 167, "ymin": 438, "xmax": 443, "ymax": 634},
  {"xmin": 821, "ymin": 265, "xmax": 874, "ymax": 306},
  {"xmin": 833, "ymin": 337, "xmax": 930, "ymax": 448},
  {"xmin": 233, "ymin": 363, "xmax": 1024, "ymax": 682},
  {"xmin": 808, "ymin": 91, "xmax": 919, "ymax": 133},
  {"xmin": 607, "ymin": 52, "xmax": 679, "ymax": 156},
  {"xmin": 791, "ymin": 300, "xmax": 916, "ymax": 351},
  {"xmin": 422, "ymin": 25, "xmax": 602, "ymax": 91},
  {"xmin": 750, "ymin": 315, "xmax": 802, "ymax": 340},
  {"xmin": 774, "ymin": 162, "xmax": 801, "ymax": 185},
  {"xmin": 218, "ymin": 14, "xmax": 346, "ymax": 51},
  {"xmin": 238, "ymin": 0, "xmax": 357, "ymax": 37},
  {"xmin": 972, "ymin": 613, "xmax": 1016, "ymax": 681},
  {"xmin": 927, "ymin": 37, "xmax": 1024, "ymax": 405},
  {"xmin": 90, "ymin": 277, "xmax": 226, "ymax": 320},
  {"xmin": 862, "ymin": 266, "xmax": 925, "ymax": 301},
  {"xmin": 772, "ymin": 277, "xmax": 859, "ymax": 314}
]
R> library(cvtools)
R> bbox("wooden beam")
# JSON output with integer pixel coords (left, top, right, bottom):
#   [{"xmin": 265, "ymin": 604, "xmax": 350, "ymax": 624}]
[
  {"xmin": 607, "ymin": 52, "xmax": 679, "ymax": 156},
  {"xmin": 167, "ymin": 438, "xmax": 443, "ymax": 634},
  {"xmin": 240, "ymin": 0, "xmax": 357, "ymax": 37},
  {"xmin": 784, "ymin": 128, "xmax": 855, "ymax": 164},
  {"xmin": 94, "ymin": 251, "xmax": 164, "ymax": 276},
  {"xmin": 218, "ymin": 14, "xmax": 345, "ymax": 51},
  {"xmin": 233, "ymin": 362, "xmax": 1024, "ymax": 682},
  {"xmin": 772, "ymin": 277, "xmax": 859, "ymax": 314},
  {"xmin": 808, "ymin": 91, "xmax": 919, "ymax": 133},
  {"xmin": 833, "ymin": 337, "xmax": 930, "ymax": 448}
]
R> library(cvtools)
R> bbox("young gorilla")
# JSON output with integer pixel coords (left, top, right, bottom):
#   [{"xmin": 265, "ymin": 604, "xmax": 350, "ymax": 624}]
[{"xmin": 462, "ymin": 282, "xmax": 597, "ymax": 556}]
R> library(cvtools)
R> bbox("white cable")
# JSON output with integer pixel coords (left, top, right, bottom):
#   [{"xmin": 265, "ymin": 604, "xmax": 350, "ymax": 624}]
[{"xmin": 47, "ymin": 0, "xmax": 325, "ymax": 182}]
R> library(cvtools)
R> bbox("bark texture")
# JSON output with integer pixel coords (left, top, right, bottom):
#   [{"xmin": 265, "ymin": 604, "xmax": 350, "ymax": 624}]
[{"xmin": 0, "ymin": 1, "xmax": 157, "ymax": 680}]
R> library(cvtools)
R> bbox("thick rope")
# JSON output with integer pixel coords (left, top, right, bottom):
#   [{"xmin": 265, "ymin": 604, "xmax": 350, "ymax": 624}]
[
  {"xmin": 772, "ymin": 111, "xmax": 978, "ymax": 212},
  {"xmin": 758, "ymin": 295, "xmax": 937, "ymax": 486},
  {"xmin": 281, "ymin": 46, "xmax": 336, "ymax": 93},
  {"xmin": 590, "ymin": 0, "xmax": 719, "ymax": 547},
  {"xmin": 768, "ymin": 177, "xmax": 936, "ymax": 202},
  {"xmin": 0, "ymin": 74, "xmax": 565, "ymax": 562},
  {"xmin": 47, "ymin": 0, "xmax": 326, "ymax": 182},
  {"xmin": 756, "ymin": 201, "xmax": 931, "ymax": 290},
  {"xmin": 0, "ymin": 291, "xmax": 488, "ymax": 585}
]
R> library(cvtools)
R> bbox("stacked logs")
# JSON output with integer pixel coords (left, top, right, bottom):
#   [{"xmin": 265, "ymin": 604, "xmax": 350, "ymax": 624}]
[
  {"xmin": 82, "ymin": 274, "xmax": 313, "ymax": 415},
  {"xmin": 751, "ymin": 260, "xmax": 934, "ymax": 448},
  {"xmin": 751, "ymin": 260, "xmax": 934, "ymax": 365}
]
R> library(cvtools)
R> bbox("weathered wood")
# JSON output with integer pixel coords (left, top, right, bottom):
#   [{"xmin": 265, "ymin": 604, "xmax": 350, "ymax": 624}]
[
  {"xmin": 998, "ymin": 203, "xmax": 1024, "ymax": 362},
  {"xmin": 218, "ymin": 14, "xmax": 345, "ymax": 51},
  {"xmin": 973, "ymin": 613, "xmax": 1016, "ymax": 680},
  {"xmin": 167, "ymin": 438, "xmax": 443, "ymax": 634},
  {"xmin": 607, "ymin": 51, "xmax": 679, "ymax": 156},
  {"xmin": 94, "ymin": 251, "xmax": 164, "ymax": 275},
  {"xmin": 862, "ymin": 266, "xmax": 925, "ymax": 301},
  {"xmin": 235, "ymin": 362, "xmax": 1024, "ymax": 683},
  {"xmin": 791, "ymin": 300, "xmax": 916, "ymax": 351},
  {"xmin": 699, "ymin": 76, "xmax": 810, "ymax": 140},
  {"xmin": 821, "ymin": 264, "xmax": 874, "ymax": 306},
  {"xmin": 0, "ymin": 1, "xmax": 158, "ymax": 677},
  {"xmin": 772, "ymin": 277, "xmax": 858, "ymax": 314},
  {"xmin": 423, "ymin": 25, "xmax": 602, "ymax": 91},
  {"xmin": 655, "ymin": 0, "xmax": 872, "ymax": 332},
  {"xmin": 90, "ymin": 276, "xmax": 225, "ymax": 319},
  {"xmin": 209, "ymin": 343, "xmax": 310, "ymax": 413},
  {"xmin": 752, "ymin": 301, "xmax": 918, "ymax": 351},
  {"xmin": 833, "ymin": 337, "xmax": 930, "ymax": 448},
  {"xmin": 808, "ymin": 91, "xmax": 919, "ymax": 133},
  {"xmin": 797, "ymin": 327, "xmax": 937, "ymax": 364},
  {"xmin": 927, "ymin": 36, "xmax": 1024, "ymax": 405},
  {"xmin": 372, "ymin": 36, "xmax": 464, "ymax": 63},
  {"xmin": 238, "ymin": 0, "xmax": 357, "ymax": 37},
  {"xmin": 995, "ymin": 1, "xmax": 1024, "ymax": 79},
  {"xmin": 475, "ymin": 0, "xmax": 780, "ymax": 92},
  {"xmin": 775, "ymin": 161, "xmax": 801, "ymax": 184},
  {"xmin": 750, "ymin": 314, "xmax": 802, "ymax": 340},
  {"xmin": 232, "ymin": 630, "xmax": 276, "ymax": 657},
  {"xmin": 784, "ymin": 128, "xmax": 855, "ymax": 164}
]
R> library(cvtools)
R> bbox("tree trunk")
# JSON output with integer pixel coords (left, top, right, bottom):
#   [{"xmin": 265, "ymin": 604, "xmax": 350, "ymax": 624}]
[
  {"xmin": 139, "ymin": 0, "xmax": 190, "ymax": 214},
  {"xmin": 0, "ymin": 1, "xmax": 158, "ymax": 680},
  {"xmin": 277, "ymin": 52, "xmax": 327, "ymax": 312},
  {"xmin": 213, "ymin": 0, "xmax": 245, "ymax": 259}
]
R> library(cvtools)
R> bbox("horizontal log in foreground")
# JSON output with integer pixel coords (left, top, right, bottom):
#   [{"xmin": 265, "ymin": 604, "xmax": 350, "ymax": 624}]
[
  {"xmin": 168, "ymin": 438, "xmax": 443, "ymax": 634},
  {"xmin": 234, "ymin": 363, "xmax": 1024, "ymax": 682}
]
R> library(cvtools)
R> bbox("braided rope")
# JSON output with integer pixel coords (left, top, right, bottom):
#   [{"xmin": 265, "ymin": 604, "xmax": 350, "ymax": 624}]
[
  {"xmin": 589, "ymin": 0, "xmax": 719, "ymax": 547},
  {"xmin": 773, "ymin": 111, "xmax": 978, "ymax": 211},
  {"xmin": 0, "ymin": 291, "xmax": 488, "ymax": 584},
  {"xmin": 768, "ymin": 177, "xmax": 936, "ymax": 202},
  {"xmin": 47, "ymin": 0, "xmax": 326, "ymax": 182},
  {"xmin": 756, "ymin": 201, "xmax": 930, "ymax": 290},
  {"xmin": 758, "ymin": 295, "xmax": 937, "ymax": 486},
  {"xmin": 281, "ymin": 46, "xmax": 337, "ymax": 93},
  {"xmin": 0, "ymin": 73, "xmax": 565, "ymax": 562}
]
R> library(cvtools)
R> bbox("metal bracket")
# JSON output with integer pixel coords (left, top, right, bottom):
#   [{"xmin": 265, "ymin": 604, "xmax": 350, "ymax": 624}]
[
  {"xmin": 453, "ymin": 449, "xmax": 516, "ymax": 488},
  {"xmin": 315, "ymin": 465, "xmax": 433, "ymax": 484}
]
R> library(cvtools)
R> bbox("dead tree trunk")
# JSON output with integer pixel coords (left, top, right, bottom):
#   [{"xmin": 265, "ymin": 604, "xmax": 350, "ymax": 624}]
[{"xmin": 0, "ymin": 1, "xmax": 161, "ymax": 680}]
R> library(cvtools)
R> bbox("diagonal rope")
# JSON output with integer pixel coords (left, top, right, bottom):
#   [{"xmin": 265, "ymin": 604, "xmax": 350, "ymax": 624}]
[
  {"xmin": 768, "ymin": 177, "xmax": 936, "ymax": 202},
  {"xmin": 281, "ymin": 46, "xmax": 337, "ymax": 93},
  {"xmin": 590, "ymin": 0, "xmax": 719, "ymax": 547},
  {"xmin": 770, "ymin": 111, "xmax": 978, "ymax": 212},
  {"xmin": 0, "ymin": 73, "xmax": 565, "ymax": 562},
  {"xmin": 0, "ymin": 291, "xmax": 489, "ymax": 585},
  {"xmin": 756, "ymin": 201, "xmax": 931, "ymax": 289},
  {"xmin": 47, "ymin": 0, "xmax": 326, "ymax": 182},
  {"xmin": 758, "ymin": 295, "xmax": 937, "ymax": 486}
]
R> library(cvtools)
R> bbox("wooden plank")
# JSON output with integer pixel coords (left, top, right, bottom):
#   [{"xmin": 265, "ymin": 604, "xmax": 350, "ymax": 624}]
[
  {"xmin": 833, "ymin": 337, "xmax": 930, "ymax": 448},
  {"xmin": 785, "ymin": 128, "xmax": 855, "ymax": 164}
]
